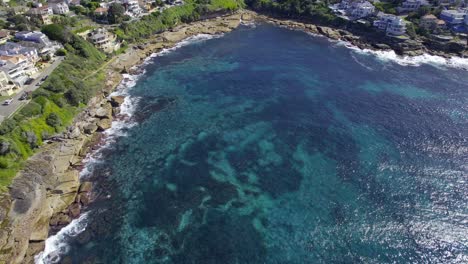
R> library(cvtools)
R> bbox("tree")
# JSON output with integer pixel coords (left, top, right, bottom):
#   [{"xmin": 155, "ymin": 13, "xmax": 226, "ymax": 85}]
[
  {"xmin": 46, "ymin": 113, "xmax": 62, "ymax": 128},
  {"xmin": 108, "ymin": 3, "xmax": 126, "ymax": 24},
  {"xmin": 41, "ymin": 24, "xmax": 72, "ymax": 43}
]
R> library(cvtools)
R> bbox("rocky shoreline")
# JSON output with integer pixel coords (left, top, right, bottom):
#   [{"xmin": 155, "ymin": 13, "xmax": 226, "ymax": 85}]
[
  {"xmin": 254, "ymin": 14, "xmax": 467, "ymax": 58},
  {"xmin": 0, "ymin": 11, "xmax": 250, "ymax": 264},
  {"xmin": 0, "ymin": 8, "xmax": 465, "ymax": 264}
]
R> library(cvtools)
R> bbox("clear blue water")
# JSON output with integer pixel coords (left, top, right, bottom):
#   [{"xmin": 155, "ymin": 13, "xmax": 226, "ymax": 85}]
[{"xmin": 59, "ymin": 24, "xmax": 468, "ymax": 263}]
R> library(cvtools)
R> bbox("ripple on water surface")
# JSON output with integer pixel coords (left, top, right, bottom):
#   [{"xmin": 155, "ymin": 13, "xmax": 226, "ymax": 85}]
[{"xmin": 42, "ymin": 24, "xmax": 468, "ymax": 264}]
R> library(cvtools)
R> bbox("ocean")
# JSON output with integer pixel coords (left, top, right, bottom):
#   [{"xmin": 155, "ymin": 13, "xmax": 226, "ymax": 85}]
[{"xmin": 37, "ymin": 24, "xmax": 468, "ymax": 263}]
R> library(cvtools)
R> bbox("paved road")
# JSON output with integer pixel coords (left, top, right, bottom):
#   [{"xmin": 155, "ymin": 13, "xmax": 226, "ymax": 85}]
[{"xmin": 0, "ymin": 57, "xmax": 64, "ymax": 123}]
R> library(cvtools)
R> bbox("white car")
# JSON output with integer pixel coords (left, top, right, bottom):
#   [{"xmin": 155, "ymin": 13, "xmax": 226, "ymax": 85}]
[{"xmin": 3, "ymin": 99, "xmax": 13, "ymax": 105}]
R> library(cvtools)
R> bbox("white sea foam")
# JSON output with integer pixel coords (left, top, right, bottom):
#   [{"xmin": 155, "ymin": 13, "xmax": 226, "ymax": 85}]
[
  {"xmin": 35, "ymin": 213, "xmax": 89, "ymax": 264},
  {"xmin": 335, "ymin": 40, "xmax": 468, "ymax": 71},
  {"xmin": 35, "ymin": 32, "xmax": 223, "ymax": 263}
]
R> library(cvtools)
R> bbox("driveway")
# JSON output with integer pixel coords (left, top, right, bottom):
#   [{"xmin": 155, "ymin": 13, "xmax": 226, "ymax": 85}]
[{"xmin": 0, "ymin": 56, "xmax": 64, "ymax": 123}]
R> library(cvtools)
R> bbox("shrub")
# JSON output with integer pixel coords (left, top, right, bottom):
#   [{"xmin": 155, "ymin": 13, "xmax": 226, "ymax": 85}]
[
  {"xmin": 56, "ymin": 48, "xmax": 67, "ymax": 56},
  {"xmin": 0, "ymin": 119, "xmax": 17, "ymax": 135},
  {"xmin": 22, "ymin": 131, "xmax": 38, "ymax": 149},
  {"xmin": 0, "ymin": 140, "xmax": 10, "ymax": 155},
  {"xmin": 19, "ymin": 101, "xmax": 42, "ymax": 118},
  {"xmin": 46, "ymin": 113, "xmax": 62, "ymax": 128}
]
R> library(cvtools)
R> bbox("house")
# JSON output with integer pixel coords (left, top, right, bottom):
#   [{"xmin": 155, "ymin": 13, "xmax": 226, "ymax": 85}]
[
  {"xmin": 440, "ymin": 9, "xmax": 467, "ymax": 25},
  {"xmin": 15, "ymin": 32, "xmax": 62, "ymax": 57},
  {"xmin": 67, "ymin": 0, "xmax": 81, "ymax": 6},
  {"xmin": 15, "ymin": 31, "xmax": 52, "ymax": 46},
  {"xmin": 397, "ymin": 0, "xmax": 429, "ymax": 13},
  {"xmin": 348, "ymin": 1, "xmax": 375, "ymax": 19},
  {"xmin": 51, "ymin": 2, "xmax": 70, "ymax": 14},
  {"xmin": 87, "ymin": 28, "xmax": 120, "ymax": 53},
  {"xmin": 420, "ymin": 14, "xmax": 446, "ymax": 30},
  {"xmin": 27, "ymin": 6, "xmax": 53, "ymax": 24},
  {"xmin": 94, "ymin": 7, "xmax": 109, "ymax": 16},
  {"xmin": 0, "ymin": 71, "xmax": 18, "ymax": 96},
  {"xmin": 122, "ymin": 0, "xmax": 143, "ymax": 17},
  {"xmin": 0, "ymin": 55, "xmax": 37, "ymax": 86},
  {"xmin": 0, "ymin": 42, "xmax": 39, "ymax": 63},
  {"xmin": 374, "ymin": 13, "xmax": 407, "ymax": 36}
]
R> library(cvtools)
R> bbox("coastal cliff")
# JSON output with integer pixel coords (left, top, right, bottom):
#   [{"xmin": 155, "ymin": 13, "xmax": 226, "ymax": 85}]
[{"xmin": 0, "ymin": 12, "xmax": 249, "ymax": 264}]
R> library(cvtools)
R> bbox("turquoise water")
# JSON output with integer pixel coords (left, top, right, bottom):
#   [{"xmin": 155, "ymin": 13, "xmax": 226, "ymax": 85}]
[{"xmin": 56, "ymin": 24, "xmax": 468, "ymax": 263}]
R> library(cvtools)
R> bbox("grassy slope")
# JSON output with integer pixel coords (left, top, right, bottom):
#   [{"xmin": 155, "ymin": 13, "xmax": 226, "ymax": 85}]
[{"xmin": 0, "ymin": 0, "xmax": 243, "ymax": 190}]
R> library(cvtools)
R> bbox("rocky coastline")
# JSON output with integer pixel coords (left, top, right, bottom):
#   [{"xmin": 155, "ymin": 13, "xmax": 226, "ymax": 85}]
[
  {"xmin": 0, "ymin": 8, "xmax": 465, "ymax": 264},
  {"xmin": 253, "ymin": 14, "xmax": 467, "ymax": 58},
  {"xmin": 0, "ymin": 11, "xmax": 250, "ymax": 264}
]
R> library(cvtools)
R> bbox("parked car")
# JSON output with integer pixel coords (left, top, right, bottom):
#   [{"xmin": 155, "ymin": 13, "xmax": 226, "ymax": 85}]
[
  {"xmin": 3, "ymin": 98, "xmax": 13, "ymax": 105},
  {"xmin": 41, "ymin": 75, "xmax": 48, "ymax": 82},
  {"xmin": 24, "ymin": 78, "xmax": 34, "ymax": 85},
  {"xmin": 19, "ymin": 92, "xmax": 30, "ymax": 101}
]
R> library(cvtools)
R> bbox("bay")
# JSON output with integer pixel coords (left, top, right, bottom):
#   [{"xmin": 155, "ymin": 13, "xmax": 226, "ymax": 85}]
[{"xmin": 43, "ymin": 24, "xmax": 468, "ymax": 264}]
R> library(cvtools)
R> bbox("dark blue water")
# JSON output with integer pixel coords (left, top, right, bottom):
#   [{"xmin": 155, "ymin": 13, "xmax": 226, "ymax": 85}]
[{"xmin": 54, "ymin": 24, "xmax": 468, "ymax": 263}]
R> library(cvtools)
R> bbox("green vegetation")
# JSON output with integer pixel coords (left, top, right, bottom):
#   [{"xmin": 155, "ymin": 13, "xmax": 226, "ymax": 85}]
[
  {"xmin": 373, "ymin": 1, "xmax": 398, "ymax": 15},
  {"xmin": 116, "ymin": 0, "xmax": 244, "ymax": 41},
  {"xmin": 0, "ymin": 0, "xmax": 244, "ymax": 189},
  {"xmin": 0, "ymin": 24, "xmax": 106, "ymax": 188},
  {"xmin": 245, "ymin": 0, "xmax": 343, "ymax": 25}
]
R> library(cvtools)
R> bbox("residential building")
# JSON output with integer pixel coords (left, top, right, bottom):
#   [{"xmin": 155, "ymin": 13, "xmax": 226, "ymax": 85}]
[
  {"xmin": 15, "ymin": 31, "xmax": 52, "ymax": 46},
  {"xmin": 374, "ymin": 12, "xmax": 407, "ymax": 36},
  {"xmin": 348, "ymin": 1, "xmax": 375, "ymax": 19},
  {"xmin": 123, "ymin": 0, "xmax": 143, "ymax": 17},
  {"xmin": 68, "ymin": 0, "xmax": 81, "ymax": 6},
  {"xmin": 15, "ymin": 32, "xmax": 62, "ymax": 57},
  {"xmin": 420, "ymin": 14, "xmax": 446, "ymax": 30},
  {"xmin": 387, "ymin": 17, "xmax": 407, "ymax": 36},
  {"xmin": 440, "ymin": 9, "xmax": 467, "ymax": 25},
  {"xmin": 397, "ymin": 0, "xmax": 429, "ymax": 13},
  {"xmin": 0, "ymin": 55, "xmax": 37, "ymax": 86},
  {"xmin": 27, "ymin": 6, "xmax": 53, "ymax": 24},
  {"xmin": 0, "ymin": 71, "xmax": 18, "ymax": 96},
  {"xmin": 0, "ymin": 42, "xmax": 39, "ymax": 63},
  {"xmin": 94, "ymin": 7, "xmax": 109, "ymax": 16},
  {"xmin": 87, "ymin": 28, "xmax": 120, "ymax": 53},
  {"xmin": 51, "ymin": 2, "xmax": 70, "ymax": 14}
]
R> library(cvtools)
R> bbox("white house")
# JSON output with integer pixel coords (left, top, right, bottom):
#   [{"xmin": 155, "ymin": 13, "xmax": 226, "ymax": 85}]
[
  {"xmin": 51, "ymin": 2, "xmax": 70, "ymax": 14},
  {"xmin": 122, "ymin": 0, "xmax": 143, "ymax": 17},
  {"xmin": 440, "ymin": 9, "xmax": 467, "ymax": 25},
  {"xmin": 0, "ymin": 55, "xmax": 38, "ymax": 86},
  {"xmin": 0, "ymin": 42, "xmax": 39, "ymax": 63},
  {"xmin": 87, "ymin": 28, "xmax": 120, "ymax": 53},
  {"xmin": 374, "ymin": 13, "xmax": 407, "ymax": 36},
  {"xmin": 397, "ymin": 0, "xmax": 429, "ymax": 13},
  {"xmin": 0, "ymin": 70, "xmax": 18, "ymax": 96},
  {"xmin": 348, "ymin": 1, "xmax": 375, "ymax": 19}
]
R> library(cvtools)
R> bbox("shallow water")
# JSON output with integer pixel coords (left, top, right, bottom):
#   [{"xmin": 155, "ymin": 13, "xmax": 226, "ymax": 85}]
[{"xmin": 41, "ymin": 24, "xmax": 468, "ymax": 263}]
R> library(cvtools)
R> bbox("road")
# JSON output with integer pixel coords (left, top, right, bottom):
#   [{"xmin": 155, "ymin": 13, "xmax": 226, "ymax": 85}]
[{"xmin": 0, "ymin": 56, "xmax": 64, "ymax": 123}]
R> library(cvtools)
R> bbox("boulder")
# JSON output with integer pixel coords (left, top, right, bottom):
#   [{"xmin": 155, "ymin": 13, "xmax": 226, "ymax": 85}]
[
  {"xmin": 83, "ymin": 123, "xmax": 98, "ymax": 135},
  {"xmin": 97, "ymin": 118, "xmax": 112, "ymax": 131},
  {"xmin": 68, "ymin": 203, "xmax": 81, "ymax": 218},
  {"xmin": 110, "ymin": 95, "xmax": 125, "ymax": 107},
  {"xmin": 68, "ymin": 126, "xmax": 81, "ymax": 139},
  {"xmin": 317, "ymin": 26, "xmax": 341, "ymax": 40},
  {"xmin": 95, "ymin": 104, "xmax": 112, "ymax": 119},
  {"xmin": 373, "ymin": 43, "xmax": 391, "ymax": 50},
  {"xmin": 49, "ymin": 213, "xmax": 71, "ymax": 226},
  {"xmin": 79, "ymin": 182, "xmax": 93, "ymax": 193}
]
